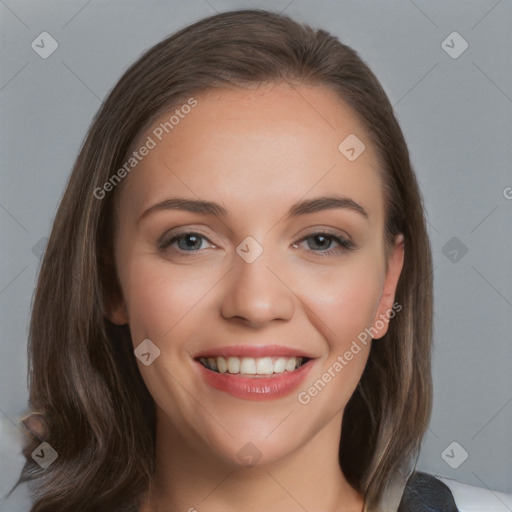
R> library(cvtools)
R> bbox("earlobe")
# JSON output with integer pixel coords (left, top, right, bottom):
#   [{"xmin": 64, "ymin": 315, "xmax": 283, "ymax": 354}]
[
  {"xmin": 371, "ymin": 234, "xmax": 405, "ymax": 339},
  {"xmin": 105, "ymin": 301, "xmax": 129, "ymax": 326}
]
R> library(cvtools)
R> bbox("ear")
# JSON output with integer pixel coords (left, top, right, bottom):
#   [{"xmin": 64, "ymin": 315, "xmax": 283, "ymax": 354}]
[
  {"xmin": 100, "ymin": 256, "xmax": 129, "ymax": 325},
  {"xmin": 370, "ymin": 233, "xmax": 404, "ymax": 339},
  {"xmin": 103, "ymin": 285, "xmax": 128, "ymax": 325},
  {"xmin": 105, "ymin": 301, "xmax": 128, "ymax": 325}
]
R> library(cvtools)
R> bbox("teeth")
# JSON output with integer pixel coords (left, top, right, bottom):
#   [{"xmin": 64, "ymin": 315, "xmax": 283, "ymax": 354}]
[
  {"xmin": 256, "ymin": 357, "xmax": 273, "ymax": 375},
  {"xmin": 240, "ymin": 357, "xmax": 256, "ymax": 375},
  {"xmin": 217, "ymin": 356, "xmax": 228, "ymax": 374},
  {"xmin": 285, "ymin": 358, "xmax": 296, "ymax": 372},
  {"xmin": 273, "ymin": 357, "xmax": 287, "ymax": 373},
  {"xmin": 227, "ymin": 356, "xmax": 240, "ymax": 374},
  {"xmin": 200, "ymin": 356, "xmax": 305, "ymax": 375}
]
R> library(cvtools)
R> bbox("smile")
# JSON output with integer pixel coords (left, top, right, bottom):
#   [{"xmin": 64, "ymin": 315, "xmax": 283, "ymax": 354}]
[
  {"xmin": 198, "ymin": 356, "xmax": 308, "ymax": 376},
  {"xmin": 194, "ymin": 345, "xmax": 316, "ymax": 400}
]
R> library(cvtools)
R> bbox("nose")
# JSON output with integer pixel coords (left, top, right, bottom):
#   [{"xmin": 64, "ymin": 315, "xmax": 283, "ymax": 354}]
[{"xmin": 220, "ymin": 248, "xmax": 295, "ymax": 327}]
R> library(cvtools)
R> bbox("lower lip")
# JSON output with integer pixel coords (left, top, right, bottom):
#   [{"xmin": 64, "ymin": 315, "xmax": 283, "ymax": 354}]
[{"xmin": 196, "ymin": 360, "xmax": 314, "ymax": 401}]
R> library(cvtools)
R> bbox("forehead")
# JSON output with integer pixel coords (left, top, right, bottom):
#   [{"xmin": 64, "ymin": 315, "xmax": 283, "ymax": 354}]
[{"xmin": 118, "ymin": 82, "xmax": 385, "ymax": 226}]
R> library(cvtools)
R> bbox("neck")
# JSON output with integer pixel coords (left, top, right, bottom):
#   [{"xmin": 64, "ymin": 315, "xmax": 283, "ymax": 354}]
[{"xmin": 140, "ymin": 408, "xmax": 364, "ymax": 512}]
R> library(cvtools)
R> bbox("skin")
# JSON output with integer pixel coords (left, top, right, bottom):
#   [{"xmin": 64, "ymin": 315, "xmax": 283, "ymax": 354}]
[{"xmin": 109, "ymin": 82, "xmax": 404, "ymax": 512}]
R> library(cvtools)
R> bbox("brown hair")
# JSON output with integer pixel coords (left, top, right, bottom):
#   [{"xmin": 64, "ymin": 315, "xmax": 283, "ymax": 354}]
[{"xmin": 12, "ymin": 9, "xmax": 432, "ymax": 511}]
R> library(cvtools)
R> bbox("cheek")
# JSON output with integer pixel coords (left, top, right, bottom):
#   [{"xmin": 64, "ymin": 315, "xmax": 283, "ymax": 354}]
[
  {"xmin": 118, "ymin": 256, "xmax": 220, "ymax": 432},
  {"xmin": 293, "ymin": 263, "xmax": 381, "ymax": 414},
  {"xmin": 119, "ymin": 253, "xmax": 220, "ymax": 344},
  {"xmin": 296, "ymin": 258, "xmax": 383, "ymax": 351},
  {"xmin": 293, "ymin": 255, "xmax": 384, "ymax": 398}
]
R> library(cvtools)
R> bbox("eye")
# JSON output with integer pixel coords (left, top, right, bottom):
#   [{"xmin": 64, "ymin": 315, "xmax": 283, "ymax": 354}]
[
  {"xmin": 157, "ymin": 230, "xmax": 354, "ymax": 257},
  {"xmin": 158, "ymin": 232, "xmax": 216, "ymax": 253},
  {"xmin": 292, "ymin": 232, "xmax": 354, "ymax": 256}
]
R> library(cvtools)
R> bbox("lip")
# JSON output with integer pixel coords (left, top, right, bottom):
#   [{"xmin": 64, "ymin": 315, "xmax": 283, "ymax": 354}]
[
  {"xmin": 193, "ymin": 344, "xmax": 315, "ymax": 359},
  {"xmin": 195, "ymin": 356, "xmax": 315, "ymax": 401}
]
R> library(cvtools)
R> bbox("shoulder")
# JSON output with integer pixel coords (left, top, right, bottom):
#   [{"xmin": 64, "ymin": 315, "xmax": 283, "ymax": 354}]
[
  {"xmin": 437, "ymin": 475, "xmax": 512, "ymax": 512},
  {"xmin": 397, "ymin": 471, "xmax": 512, "ymax": 512},
  {"xmin": 398, "ymin": 471, "xmax": 458, "ymax": 511}
]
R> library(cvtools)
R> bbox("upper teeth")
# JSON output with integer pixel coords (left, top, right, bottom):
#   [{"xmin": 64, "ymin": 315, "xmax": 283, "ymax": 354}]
[{"xmin": 199, "ymin": 356, "xmax": 304, "ymax": 375}]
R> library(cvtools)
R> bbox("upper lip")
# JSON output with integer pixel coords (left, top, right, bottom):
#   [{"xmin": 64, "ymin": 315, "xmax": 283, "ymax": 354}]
[{"xmin": 193, "ymin": 344, "xmax": 316, "ymax": 359}]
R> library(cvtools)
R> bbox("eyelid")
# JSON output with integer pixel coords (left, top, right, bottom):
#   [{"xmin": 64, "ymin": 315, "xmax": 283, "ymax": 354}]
[
  {"xmin": 293, "ymin": 230, "xmax": 355, "ymax": 253},
  {"xmin": 157, "ymin": 226, "xmax": 221, "ymax": 250},
  {"xmin": 294, "ymin": 225, "xmax": 352, "ymax": 242},
  {"xmin": 157, "ymin": 225, "xmax": 356, "ymax": 255},
  {"xmin": 294, "ymin": 223, "xmax": 354, "ymax": 244}
]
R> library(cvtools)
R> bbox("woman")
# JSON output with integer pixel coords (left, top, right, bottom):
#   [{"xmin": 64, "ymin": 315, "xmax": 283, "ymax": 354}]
[{"xmin": 11, "ymin": 9, "xmax": 461, "ymax": 512}]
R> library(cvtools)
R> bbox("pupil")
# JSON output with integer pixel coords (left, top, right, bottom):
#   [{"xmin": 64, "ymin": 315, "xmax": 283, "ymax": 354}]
[
  {"xmin": 311, "ymin": 235, "xmax": 330, "ymax": 250},
  {"xmin": 181, "ymin": 234, "xmax": 201, "ymax": 250}
]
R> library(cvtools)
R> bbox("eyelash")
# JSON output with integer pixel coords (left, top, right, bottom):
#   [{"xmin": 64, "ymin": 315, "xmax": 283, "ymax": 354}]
[{"xmin": 157, "ymin": 230, "xmax": 354, "ymax": 256}]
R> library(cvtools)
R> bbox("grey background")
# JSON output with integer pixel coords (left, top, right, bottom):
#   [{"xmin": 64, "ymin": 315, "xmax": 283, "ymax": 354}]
[{"xmin": 1, "ymin": 0, "xmax": 511, "ymax": 509}]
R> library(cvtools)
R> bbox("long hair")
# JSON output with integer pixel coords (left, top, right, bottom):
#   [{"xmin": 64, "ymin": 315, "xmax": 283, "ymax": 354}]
[{"xmin": 12, "ymin": 9, "xmax": 432, "ymax": 511}]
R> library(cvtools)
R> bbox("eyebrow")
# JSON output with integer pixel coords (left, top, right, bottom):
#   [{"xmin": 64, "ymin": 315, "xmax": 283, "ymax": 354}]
[{"xmin": 139, "ymin": 195, "xmax": 369, "ymax": 223}]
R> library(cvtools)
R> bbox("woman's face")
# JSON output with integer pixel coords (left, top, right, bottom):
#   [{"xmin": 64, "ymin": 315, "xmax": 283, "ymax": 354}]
[{"xmin": 110, "ymin": 82, "xmax": 403, "ymax": 468}]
